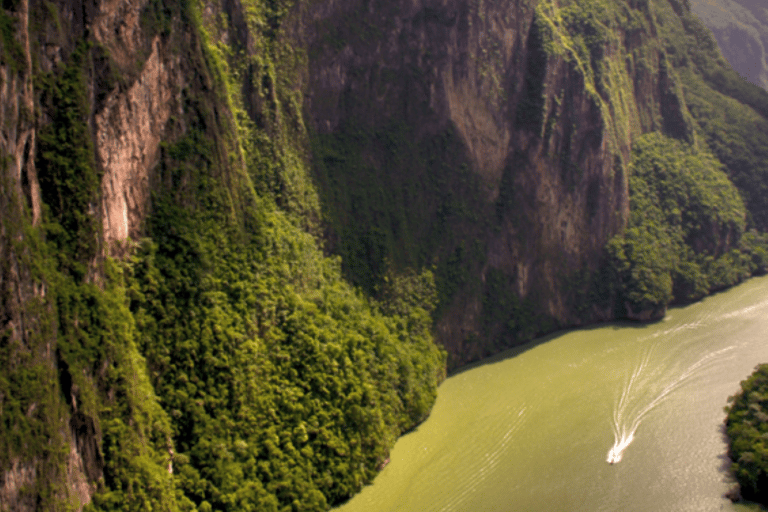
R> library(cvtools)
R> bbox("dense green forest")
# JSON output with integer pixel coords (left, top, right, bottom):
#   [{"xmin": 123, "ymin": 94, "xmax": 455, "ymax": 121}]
[
  {"xmin": 606, "ymin": 133, "xmax": 767, "ymax": 318},
  {"xmin": 725, "ymin": 364, "xmax": 768, "ymax": 505},
  {"xmin": 2, "ymin": 0, "xmax": 445, "ymax": 510}
]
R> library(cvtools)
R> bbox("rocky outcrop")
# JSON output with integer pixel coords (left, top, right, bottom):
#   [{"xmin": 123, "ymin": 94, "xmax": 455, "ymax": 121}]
[
  {"xmin": 90, "ymin": 0, "xmax": 188, "ymax": 252},
  {"xmin": 0, "ymin": 1, "xmax": 54, "ymax": 506},
  {"xmin": 0, "ymin": 0, "xmax": 40, "ymax": 226},
  {"xmin": 0, "ymin": 460, "xmax": 36, "ymax": 511},
  {"xmin": 625, "ymin": 302, "xmax": 666, "ymax": 322},
  {"xmin": 96, "ymin": 36, "xmax": 179, "ymax": 251},
  {"xmin": 1, "ymin": 0, "xmax": 184, "ymax": 506}
]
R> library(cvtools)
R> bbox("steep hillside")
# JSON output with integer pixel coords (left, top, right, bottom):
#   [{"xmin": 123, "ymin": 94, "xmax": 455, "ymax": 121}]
[
  {"xmin": 689, "ymin": 0, "xmax": 768, "ymax": 90},
  {"xmin": 0, "ymin": 0, "xmax": 444, "ymax": 510},
  {"xmin": 298, "ymin": 0, "xmax": 768, "ymax": 364},
  {"xmin": 1, "ymin": 0, "xmax": 768, "ymax": 510}
]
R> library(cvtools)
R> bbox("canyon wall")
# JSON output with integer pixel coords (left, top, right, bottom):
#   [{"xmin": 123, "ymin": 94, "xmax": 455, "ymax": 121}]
[
  {"xmin": 1, "ymin": 0, "xmax": 768, "ymax": 509},
  {"xmin": 0, "ymin": 0, "xmax": 192, "ymax": 508},
  {"xmin": 294, "ymin": 0, "xmax": 704, "ymax": 362}
]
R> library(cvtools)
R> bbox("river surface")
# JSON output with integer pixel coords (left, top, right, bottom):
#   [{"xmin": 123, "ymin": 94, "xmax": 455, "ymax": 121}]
[{"xmin": 335, "ymin": 276, "xmax": 768, "ymax": 512}]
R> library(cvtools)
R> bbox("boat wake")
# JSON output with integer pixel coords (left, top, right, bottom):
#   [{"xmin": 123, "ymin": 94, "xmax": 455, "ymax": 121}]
[
  {"xmin": 607, "ymin": 345, "xmax": 734, "ymax": 464},
  {"xmin": 438, "ymin": 406, "xmax": 527, "ymax": 512}
]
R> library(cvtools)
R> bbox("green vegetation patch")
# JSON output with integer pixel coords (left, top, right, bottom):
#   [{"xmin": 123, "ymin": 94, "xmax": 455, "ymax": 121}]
[
  {"xmin": 94, "ymin": 0, "xmax": 449, "ymax": 509},
  {"xmin": 651, "ymin": 0, "xmax": 768, "ymax": 230},
  {"xmin": 726, "ymin": 364, "xmax": 768, "ymax": 504},
  {"xmin": 36, "ymin": 40, "xmax": 101, "ymax": 278},
  {"xmin": 0, "ymin": 6, "xmax": 26, "ymax": 74},
  {"xmin": 123, "ymin": 109, "xmax": 446, "ymax": 511},
  {"xmin": 1, "ymin": 34, "xmax": 179, "ymax": 510},
  {"xmin": 606, "ymin": 132, "xmax": 766, "ymax": 318}
]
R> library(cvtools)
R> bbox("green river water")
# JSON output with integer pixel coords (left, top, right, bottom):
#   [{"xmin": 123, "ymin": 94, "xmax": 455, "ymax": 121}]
[{"xmin": 335, "ymin": 275, "xmax": 768, "ymax": 512}]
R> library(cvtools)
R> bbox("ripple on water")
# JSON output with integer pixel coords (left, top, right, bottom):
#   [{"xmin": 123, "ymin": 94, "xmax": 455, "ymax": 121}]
[{"xmin": 437, "ymin": 406, "xmax": 527, "ymax": 512}]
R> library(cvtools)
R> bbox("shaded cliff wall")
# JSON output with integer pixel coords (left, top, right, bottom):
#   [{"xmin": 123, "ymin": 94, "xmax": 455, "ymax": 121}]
[
  {"xmin": 0, "ymin": 3, "xmax": 69, "ymax": 507},
  {"xmin": 663, "ymin": 0, "xmax": 768, "ymax": 230},
  {"xmin": 2, "ymin": 0, "xmax": 768, "ymax": 507},
  {"xmin": 295, "ymin": 0, "xmax": 700, "ymax": 364},
  {"xmin": 1, "ymin": 0, "xmax": 94, "ymax": 508}
]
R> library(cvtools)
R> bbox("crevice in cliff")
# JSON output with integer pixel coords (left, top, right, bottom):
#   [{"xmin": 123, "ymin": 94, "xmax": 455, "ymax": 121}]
[{"xmin": 515, "ymin": 13, "xmax": 548, "ymax": 133}]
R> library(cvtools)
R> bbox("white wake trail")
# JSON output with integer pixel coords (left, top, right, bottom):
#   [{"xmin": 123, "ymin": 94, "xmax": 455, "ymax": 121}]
[
  {"xmin": 607, "ymin": 348, "xmax": 650, "ymax": 464},
  {"xmin": 438, "ymin": 406, "xmax": 527, "ymax": 512},
  {"xmin": 606, "ymin": 345, "xmax": 734, "ymax": 464}
]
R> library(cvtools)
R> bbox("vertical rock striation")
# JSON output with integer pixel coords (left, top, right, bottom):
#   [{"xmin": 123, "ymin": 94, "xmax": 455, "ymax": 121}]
[
  {"xmin": 96, "ymin": 36, "xmax": 179, "ymax": 250},
  {"xmin": 297, "ymin": 0, "xmax": 700, "ymax": 363},
  {"xmin": 1, "ymin": 0, "xmax": 768, "ymax": 507}
]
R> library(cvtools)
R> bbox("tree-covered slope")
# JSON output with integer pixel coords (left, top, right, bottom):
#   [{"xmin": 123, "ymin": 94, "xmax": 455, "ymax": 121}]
[
  {"xmin": 606, "ymin": 133, "xmax": 766, "ymax": 320},
  {"xmin": 0, "ymin": 0, "xmax": 445, "ymax": 510},
  {"xmin": 689, "ymin": 0, "xmax": 768, "ymax": 90}
]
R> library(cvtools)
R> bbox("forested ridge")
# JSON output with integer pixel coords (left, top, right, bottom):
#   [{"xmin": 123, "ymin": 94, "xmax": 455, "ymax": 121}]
[
  {"xmin": 606, "ymin": 133, "xmax": 767, "ymax": 319},
  {"xmin": 1, "ymin": 0, "xmax": 768, "ymax": 510}
]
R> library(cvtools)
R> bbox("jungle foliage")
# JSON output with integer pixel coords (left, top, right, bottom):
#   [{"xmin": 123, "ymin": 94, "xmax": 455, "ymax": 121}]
[
  {"xmin": 725, "ymin": 364, "xmax": 768, "ymax": 504},
  {"xmin": 121, "ymin": 204, "xmax": 444, "ymax": 511},
  {"xmin": 91, "ymin": 0, "xmax": 446, "ymax": 509},
  {"xmin": 2, "ymin": 0, "xmax": 445, "ymax": 509},
  {"xmin": 107, "ymin": 121, "xmax": 445, "ymax": 511},
  {"xmin": 0, "ymin": 35, "xmax": 180, "ymax": 510},
  {"xmin": 606, "ymin": 133, "xmax": 767, "ymax": 317}
]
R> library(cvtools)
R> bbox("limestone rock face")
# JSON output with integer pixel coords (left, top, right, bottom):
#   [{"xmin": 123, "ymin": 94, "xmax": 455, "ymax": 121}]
[
  {"xmin": 0, "ymin": 0, "xmax": 185, "ymax": 507},
  {"xmin": 0, "ymin": 2, "xmax": 57, "ymax": 508},
  {"xmin": 90, "ymin": 0, "xmax": 189, "ymax": 252},
  {"xmin": 0, "ymin": 0, "xmax": 39, "ymax": 227},
  {"xmin": 96, "ymin": 36, "xmax": 179, "ymax": 250},
  {"xmin": 294, "ymin": 0, "xmax": 693, "ymax": 362}
]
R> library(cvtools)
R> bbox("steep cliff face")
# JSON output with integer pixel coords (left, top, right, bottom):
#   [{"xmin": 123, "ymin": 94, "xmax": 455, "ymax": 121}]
[
  {"xmin": 0, "ymin": 0, "xmax": 86, "ymax": 508},
  {"xmin": 1, "ymin": 0, "xmax": 446, "ymax": 509},
  {"xmin": 296, "ymin": 0, "xmax": 715, "ymax": 362},
  {"xmin": 0, "ymin": 0, "xmax": 200, "ymax": 508},
  {"xmin": 96, "ymin": 37, "xmax": 178, "ymax": 250}
]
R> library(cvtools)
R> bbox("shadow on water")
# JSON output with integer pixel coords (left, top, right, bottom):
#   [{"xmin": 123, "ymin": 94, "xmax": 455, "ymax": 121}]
[
  {"xmin": 445, "ymin": 279, "xmax": 752, "ymax": 379},
  {"xmin": 718, "ymin": 423, "xmax": 735, "ymax": 475},
  {"xmin": 447, "ymin": 319, "xmax": 655, "ymax": 378}
]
